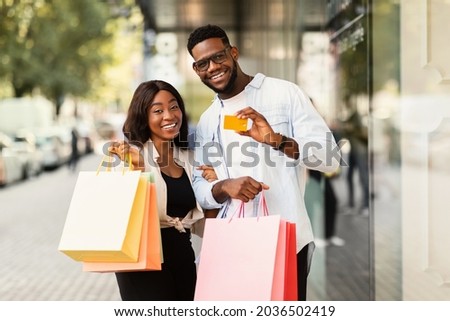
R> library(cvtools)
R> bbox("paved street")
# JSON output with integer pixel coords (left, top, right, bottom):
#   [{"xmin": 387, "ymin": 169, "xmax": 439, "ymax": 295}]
[
  {"xmin": 0, "ymin": 151, "xmax": 376, "ymax": 301},
  {"xmin": 0, "ymin": 153, "xmax": 120, "ymax": 300}
]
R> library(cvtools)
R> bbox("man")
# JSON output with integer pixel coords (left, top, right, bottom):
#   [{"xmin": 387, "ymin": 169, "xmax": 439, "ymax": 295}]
[{"xmin": 187, "ymin": 24, "xmax": 340, "ymax": 300}]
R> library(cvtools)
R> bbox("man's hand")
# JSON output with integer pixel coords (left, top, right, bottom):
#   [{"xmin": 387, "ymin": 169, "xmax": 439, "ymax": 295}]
[
  {"xmin": 234, "ymin": 107, "xmax": 280, "ymax": 147},
  {"xmin": 212, "ymin": 176, "xmax": 269, "ymax": 203},
  {"xmin": 235, "ymin": 107, "xmax": 299, "ymax": 159}
]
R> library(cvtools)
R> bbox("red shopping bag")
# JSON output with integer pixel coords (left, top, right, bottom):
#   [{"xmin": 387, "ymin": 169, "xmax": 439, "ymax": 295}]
[
  {"xmin": 283, "ymin": 222, "xmax": 298, "ymax": 300},
  {"xmin": 82, "ymin": 173, "xmax": 162, "ymax": 272},
  {"xmin": 272, "ymin": 220, "xmax": 298, "ymax": 300},
  {"xmin": 194, "ymin": 194, "xmax": 297, "ymax": 301}
]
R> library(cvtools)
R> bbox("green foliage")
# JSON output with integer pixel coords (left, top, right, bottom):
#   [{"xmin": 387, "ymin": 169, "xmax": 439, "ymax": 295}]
[
  {"xmin": 372, "ymin": 1, "xmax": 400, "ymax": 93},
  {"xmin": 0, "ymin": 0, "xmax": 116, "ymax": 114}
]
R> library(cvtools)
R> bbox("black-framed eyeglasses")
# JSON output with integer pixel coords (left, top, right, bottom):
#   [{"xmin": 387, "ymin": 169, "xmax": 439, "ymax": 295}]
[{"xmin": 193, "ymin": 46, "xmax": 231, "ymax": 72}]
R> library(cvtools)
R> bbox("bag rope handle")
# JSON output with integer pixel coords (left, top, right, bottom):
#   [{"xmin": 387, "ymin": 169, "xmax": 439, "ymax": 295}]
[
  {"xmin": 227, "ymin": 190, "xmax": 269, "ymax": 222},
  {"xmin": 257, "ymin": 191, "xmax": 269, "ymax": 219},
  {"xmin": 96, "ymin": 149, "xmax": 133, "ymax": 176}
]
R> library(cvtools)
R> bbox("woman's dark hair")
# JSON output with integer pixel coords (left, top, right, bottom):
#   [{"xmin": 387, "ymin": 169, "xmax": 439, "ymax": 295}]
[
  {"xmin": 187, "ymin": 24, "xmax": 231, "ymax": 56},
  {"xmin": 122, "ymin": 80, "xmax": 189, "ymax": 149}
]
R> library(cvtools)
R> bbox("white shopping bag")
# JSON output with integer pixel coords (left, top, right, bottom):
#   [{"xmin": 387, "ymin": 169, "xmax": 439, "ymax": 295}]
[{"xmin": 58, "ymin": 169, "xmax": 146, "ymax": 262}]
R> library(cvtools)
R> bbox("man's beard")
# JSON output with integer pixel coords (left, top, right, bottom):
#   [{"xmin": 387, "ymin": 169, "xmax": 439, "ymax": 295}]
[{"xmin": 202, "ymin": 62, "xmax": 238, "ymax": 95}]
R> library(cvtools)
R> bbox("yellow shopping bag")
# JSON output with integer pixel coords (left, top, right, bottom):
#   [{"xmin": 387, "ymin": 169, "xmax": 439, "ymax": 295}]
[
  {"xmin": 58, "ymin": 156, "xmax": 147, "ymax": 262},
  {"xmin": 82, "ymin": 173, "xmax": 163, "ymax": 272}
]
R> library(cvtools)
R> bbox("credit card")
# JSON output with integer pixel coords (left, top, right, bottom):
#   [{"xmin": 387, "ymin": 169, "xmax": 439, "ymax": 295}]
[{"xmin": 223, "ymin": 115, "xmax": 248, "ymax": 131}]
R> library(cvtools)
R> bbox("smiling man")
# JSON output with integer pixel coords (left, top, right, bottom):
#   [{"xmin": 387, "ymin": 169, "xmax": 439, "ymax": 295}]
[{"xmin": 187, "ymin": 24, "xmax": 340, "ymax": 300}]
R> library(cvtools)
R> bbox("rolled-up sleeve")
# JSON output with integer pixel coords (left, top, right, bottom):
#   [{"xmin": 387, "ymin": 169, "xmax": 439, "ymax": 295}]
[
  {"xmin": 291, "ymin": 86, "xmax": 341, "ymax": 173},
  {"xmin": 192, "ymin": 121, "xmax": 224, "ymax": 210}
]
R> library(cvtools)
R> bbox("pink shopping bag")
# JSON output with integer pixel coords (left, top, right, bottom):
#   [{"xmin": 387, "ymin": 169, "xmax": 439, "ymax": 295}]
[{"xmin": 194, "ymin": 194, "xmax": 297, "ymax": 301}]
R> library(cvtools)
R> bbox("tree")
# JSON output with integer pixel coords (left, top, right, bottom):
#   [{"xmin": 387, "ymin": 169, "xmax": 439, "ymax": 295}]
[
  {"xmin": 0, "ymin": 0, "xmax": 115, "ymax": 116},
  {"xmin": 0, "ymin": 0, "xmax": 39, "ymax": 96}
]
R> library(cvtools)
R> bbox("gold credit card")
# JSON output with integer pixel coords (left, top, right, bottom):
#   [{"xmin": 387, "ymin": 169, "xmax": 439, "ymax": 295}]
[{"xmin": 223, "ymin": 115, "xmax": 248, "ymax": 131}]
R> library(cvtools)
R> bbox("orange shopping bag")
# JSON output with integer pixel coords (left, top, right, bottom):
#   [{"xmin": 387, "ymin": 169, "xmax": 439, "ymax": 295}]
[{"xmin": 83, "ymin": 173, "xmax": 162, "ymax": 272}]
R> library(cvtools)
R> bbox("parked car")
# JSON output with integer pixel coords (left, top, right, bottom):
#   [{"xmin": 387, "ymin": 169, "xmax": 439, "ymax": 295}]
[
  {"xmin": 94, "ymin": 113, "xmax": 126, "ymax": 155},
  {"xmin": 0, "ymin": 132, "xmax": 24, "ymax": 186},
  {"xmin": 34, "ymin": 127, "xmax": 71, "ymax": 170},
  {"xmin": 12, "ymin": 130, "xmax": 44, "ymax": 178}
]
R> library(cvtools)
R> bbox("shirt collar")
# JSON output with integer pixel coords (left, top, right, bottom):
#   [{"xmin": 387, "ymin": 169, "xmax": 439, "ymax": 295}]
[
  {"xmin": 212, "ymin": 72, "xmax": 265, "ymax": 105},
  {"xmin": 145, "ymin": 139, "xmax": 183, "ymax": 165}
]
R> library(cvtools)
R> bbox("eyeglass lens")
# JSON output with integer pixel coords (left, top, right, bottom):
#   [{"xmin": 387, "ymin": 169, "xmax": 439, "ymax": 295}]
[{"xmin": 195, "ymin": 47, "xmax": 229, "ymax": 71}]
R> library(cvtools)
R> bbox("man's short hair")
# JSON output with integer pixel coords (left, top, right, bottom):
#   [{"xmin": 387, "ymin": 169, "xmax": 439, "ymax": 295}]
[{"xmin": 187, "ymin": 24, "xmax": 231, "ymax": 56}]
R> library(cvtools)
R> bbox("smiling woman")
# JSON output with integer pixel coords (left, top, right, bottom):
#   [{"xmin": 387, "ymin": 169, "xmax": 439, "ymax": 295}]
[
  {"xmin": 106, "ymin": 80, "xmax": 218, "ymax": 301},
  {"xmin": 147, "ymin": 90, "xmax": 183, "ymax": 147},
  {"xmin": 120, "ymin": 80, "xmax": 189, "ymax": 150}
]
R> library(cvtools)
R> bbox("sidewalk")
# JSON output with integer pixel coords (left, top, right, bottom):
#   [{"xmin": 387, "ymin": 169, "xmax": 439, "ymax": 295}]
[
  {"xmin": 306, "ymin": 159, "xmax": 371, "ymax": 300},
  {"xmin": 0, "ymin": 152, "xmax": 372, "ymax": 301},
  {"xmin": 0, "ymin": 154, "xmax": 120, "ymax": 300}
]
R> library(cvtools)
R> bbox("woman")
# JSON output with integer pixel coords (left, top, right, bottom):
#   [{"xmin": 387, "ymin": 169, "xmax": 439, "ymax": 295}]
[{"xmin": 109, "ymin": 80, "xmax": 216, "ymax": 301}]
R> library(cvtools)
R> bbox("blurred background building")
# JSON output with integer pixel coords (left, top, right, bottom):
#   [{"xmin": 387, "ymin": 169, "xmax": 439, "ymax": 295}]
[{"xmin": 1, "ymin": 0, "xmax": 449, "ymax": 301}]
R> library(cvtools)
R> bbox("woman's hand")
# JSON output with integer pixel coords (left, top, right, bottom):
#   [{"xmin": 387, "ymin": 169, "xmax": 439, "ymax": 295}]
[
  {"xmin": 197, "ymin": 165, "xmax": 218, "ymax": 182},
  {"xmin": 204, "ymin": 208, "xmax": 220, "ymax": 218},
  {"xmin": 108, "ymin": 141, "xmax": 144, "ymax": 170}
]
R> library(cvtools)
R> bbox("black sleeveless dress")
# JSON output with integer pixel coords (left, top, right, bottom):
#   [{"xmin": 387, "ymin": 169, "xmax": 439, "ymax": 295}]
[{"xmin": 115, "ymin": 169, "xmax": 197, "ymax": 301}]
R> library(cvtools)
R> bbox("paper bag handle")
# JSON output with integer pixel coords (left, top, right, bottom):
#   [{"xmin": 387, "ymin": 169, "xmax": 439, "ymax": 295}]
[
  {"xmin": 96, "ymin": 151, "xmax": 133, "ymax": 175},
  {"xmin": 228, "ymin": 191, "xmax": 269, "ymax": 222},
  {"xmin": 257, "ymin": 191, "xmax": 269, "ymax": 218}
]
